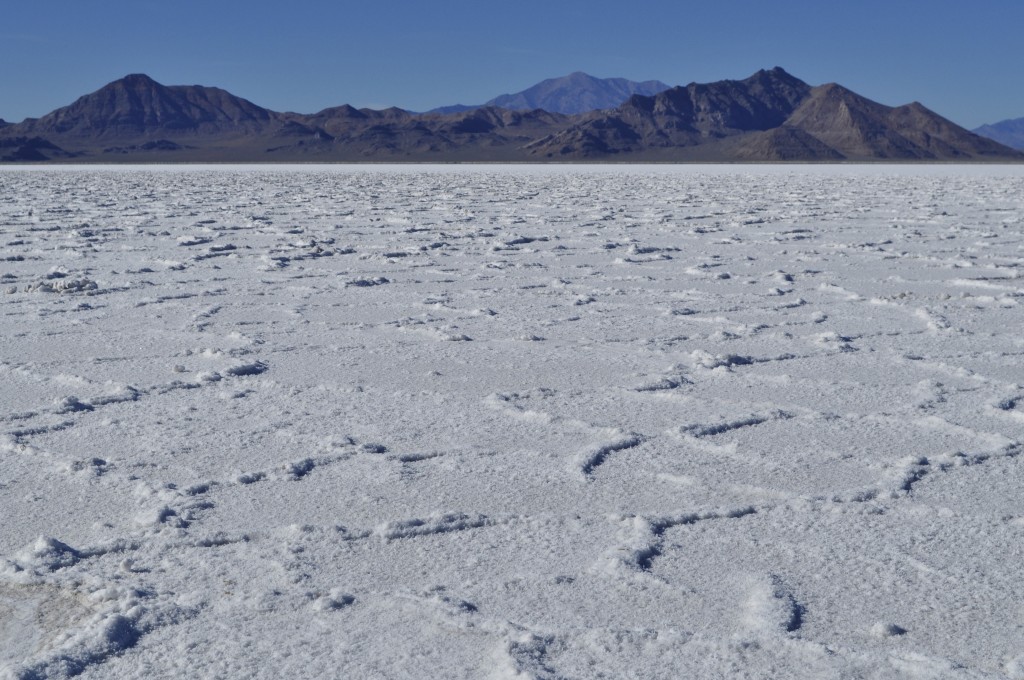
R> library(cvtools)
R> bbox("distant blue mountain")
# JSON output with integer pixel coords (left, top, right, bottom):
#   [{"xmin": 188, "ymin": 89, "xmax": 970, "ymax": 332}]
[
  {"xmin": 973, "ymin": 117, "xmax": 1024, "ymax": 150},
  {"xmin": 428, "ymin": 72, "xmax": 671, "ymax": 115},
  {"xmin": 428, "ymin": 104, "xmax": 478, "ymax": 115}
]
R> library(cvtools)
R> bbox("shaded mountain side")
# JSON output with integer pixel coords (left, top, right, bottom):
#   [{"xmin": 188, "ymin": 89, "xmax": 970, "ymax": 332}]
[
  {"xmin": 0, "ymin": 137, "xmax": 81, "ymax": 162},
  {"xmin": 103, "ymin": 140, "xmax": 193, "ymax": 154},
  {"xmin": 651, "ymin": 66, "xmax": 812, "ymax": 133},
  {"xmin": 1, "ymin": 70, "xmax": 1021, "ymax": 162},
  {"xmin": 974, "ymin": 117, "xmax": 1024, "ymax": 150}
]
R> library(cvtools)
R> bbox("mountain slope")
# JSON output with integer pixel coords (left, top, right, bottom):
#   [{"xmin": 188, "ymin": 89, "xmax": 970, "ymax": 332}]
[{"xmin": 973, "ymin": 117, "xmax": 1024, "ymax": 150}]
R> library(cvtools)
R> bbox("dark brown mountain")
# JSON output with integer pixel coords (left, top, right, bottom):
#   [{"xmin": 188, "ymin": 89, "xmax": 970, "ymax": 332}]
[{"xmin": 1, "ymin": 70, "xmax": 1020, "ymax": 162}]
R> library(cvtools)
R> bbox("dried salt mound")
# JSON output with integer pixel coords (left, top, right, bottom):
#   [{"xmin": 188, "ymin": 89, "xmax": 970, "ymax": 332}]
[
  {"xmin": 345, "ymin": 276, "xmax": 390, "ymax": 287},
  {"xmin": 23, "ymin": 278, "xmax": 98, "ymax": 294}
]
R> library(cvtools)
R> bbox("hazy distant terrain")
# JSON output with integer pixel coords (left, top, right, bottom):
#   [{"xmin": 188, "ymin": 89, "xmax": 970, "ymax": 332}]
[
  {"xmin": 1, "ymin": 69, "xmax": 1019, "ymax": 162},
  {"xmin": 974, "ymin": 117, "xmax": 1024, "ymax": 150},
  {"xmin": 2, "ymin": 164, "xmax": 1023, "ymax": 678},
  {"xmin": 428, "ymin": 72, "xmax": 671, "ymax": 115}
]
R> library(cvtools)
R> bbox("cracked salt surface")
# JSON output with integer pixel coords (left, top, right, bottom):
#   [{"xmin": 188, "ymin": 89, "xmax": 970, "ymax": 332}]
[{"xmin": 1, "ymin": 164, "xmax": 1023, "ymax": 679}]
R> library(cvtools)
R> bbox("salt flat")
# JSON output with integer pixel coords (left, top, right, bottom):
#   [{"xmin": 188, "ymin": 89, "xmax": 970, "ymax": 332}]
[{"xmin": 1, "ymin": 164, "xmax": 1023, "ymax": 679}]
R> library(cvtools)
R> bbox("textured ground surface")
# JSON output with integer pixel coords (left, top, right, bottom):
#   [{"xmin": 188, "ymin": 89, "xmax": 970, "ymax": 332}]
[{"xmin": 1, "ymin": 165, "xmax": 1023, "ymax": 679}]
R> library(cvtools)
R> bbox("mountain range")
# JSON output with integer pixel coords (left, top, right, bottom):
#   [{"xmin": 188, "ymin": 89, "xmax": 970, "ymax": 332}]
[{"xmin": 1, "ymin": 68, "xmax": 1020, "ymax": 162}]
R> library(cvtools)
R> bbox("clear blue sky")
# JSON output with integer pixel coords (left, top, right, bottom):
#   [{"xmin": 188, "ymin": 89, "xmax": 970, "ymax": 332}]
[{"xmin": 1, "ymin": 0, "xmax": 1021, "ymax": 128}]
